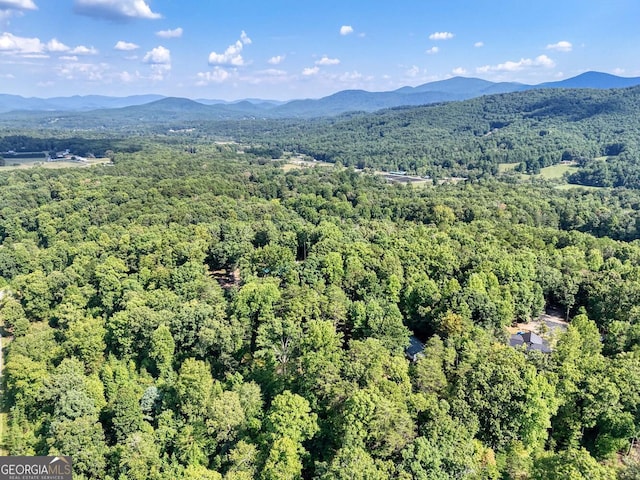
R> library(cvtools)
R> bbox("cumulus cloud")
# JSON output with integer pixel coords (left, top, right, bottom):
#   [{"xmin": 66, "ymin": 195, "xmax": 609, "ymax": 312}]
[
  {"xmin": 196, "ymin": 67, "xmax": 232, "ymax": 85},
  {"xmin": 143, "ymin": 45, "xmax": 170, "ymax": 64},
  {"xmin": 474, "ymin": 41, "xmax": 484, "ymax": 48},
  {"xmin": 340, "ymin": 25, "xmax": 353, "ymax": 35},
  {"xmin": 208, "ymin": 31, "xmax": 251, "ymax": 66},
  {"xmin": 156, "ymin": 27, "xmax": 182, "ymax": 38},
  {"xmin": 477, "ymin": 54, "xmax": 555, "ymax": 73},
  {"xmin": 546, "ymin": 40, "xmax": 572, "ymax": 52},
  {"xmin": 338, "ymin": 70, "xmax": 366, "ymax": 82},
  {"xmin": 406, "ymin": 65, "xmax": 420, "ymax": 78},
  {"xmin": 426, "ymin": 46, "xmax": 439, "ymax": 55},
  {"xmin": 46, "ymin": 38, "xmax": 69, "ymax": 52},
  {"xmin": 74, "ymin": 0, "xmax": 161, "ymax": 21},
  {"xmin": 143, "ymin": 45, "xmax": 171, "ymax": 80},
  {"xmin": 0, "ymin": 0, "xmax": 37, "ymax": 10},
  {"xmin": 0, "ymin": 32, "xmax": 44, "ymax": 55},
  {"xmin": 41, "ymin": 38, "xmax": 97, "ymax": 56},
  {"xmin": 119, "ymin": 70, "xmax": 140, "ymax": 82},
  {"xmin": 302, "ymin": 66, "xmax": 319, "ymax": 76},
  {"xmin": 71, "ymin": 45, "xmax": 98, "ymax": 55},
  {"xmin": 452, "ymin": 67, "xmax": 467, "ymax": 75},
  {"xmin": 315, "ymin": 55, "xmax": 340, "ymax": 66},
  {"xmin": 114, "ymin": 40, "xmax": 139, "ymax": 50},
  {"xmin": 429, "ymin": 31, "xmax": 454, "ymax": 40},
  {"xmin": 58, "ymin": 61, "xmax": 109, "ymax": 81},
  {"xmin": 268, "ymin": 55, "xmax": 284, "ymax": 65}
]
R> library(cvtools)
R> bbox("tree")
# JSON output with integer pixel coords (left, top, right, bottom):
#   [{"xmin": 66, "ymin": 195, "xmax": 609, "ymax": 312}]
[
  {"xmin": 48, "ymin": 415, "xmax": 108, "ymax": 479},
  {"xmin": 116, "ymin": 430, "xmax": 163, "ymax": 480},
  {"xmin": 150, "ymin": 323, "xmax": 175, "ymax": 377},
  {"xmin": 94, "ymin": 256, "xmax": 128, "ymax": 313},
  {"xmin": 452, "ymin": 344, "xmax": 557, "ymax": 451},
  {"xmin": 531, "ymin": 448, "xmax": 616, "ymax": 480},
  {"xmin": 62, "ymin": 316, "xmax": 106, "ymax": 373},
  {"xmin": 14, "ymin": 270, "xmax": 53, "ymax": 322},
  {"xmin": 0, "ymin": 295, "xmax": 30, "ymax": 336},
  {"xmin": 321, "ymin": 446, "xmax": 388, "ymax": 480},
  {"xmin": 263, "ymin": 391, "xmax": 318, "ymax": 445},
  {"xmin": 176, "ymin": 358, "xmax": 215, "ymax": 421},
  {"xmin": 261, "ymin": 436, "xmax": 303, "ymax": 480}
]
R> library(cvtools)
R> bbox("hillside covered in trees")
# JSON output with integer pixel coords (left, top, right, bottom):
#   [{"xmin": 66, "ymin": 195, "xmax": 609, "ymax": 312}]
[
  {"xmin": 5, "ymin": 85, "xmax": 639, "ymax": 189},
  {"xmin": 1, "ymin": 140, "xmax": 640, "ymax": 479}
]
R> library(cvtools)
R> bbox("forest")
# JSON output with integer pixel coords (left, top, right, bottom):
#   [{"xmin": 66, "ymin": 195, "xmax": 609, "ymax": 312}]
[
  {"xmin": 4, "ymin": 86, "xmax": 640, "ymax": 188},
  {"xmin": 1, "ymin": 133, "xmax": 640, "ymax": 479}
]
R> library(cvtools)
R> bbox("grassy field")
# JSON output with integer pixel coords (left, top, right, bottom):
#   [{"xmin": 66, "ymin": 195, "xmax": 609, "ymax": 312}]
[
  {"xmin": 498, "ymin": 162, "xmax": 520, "ymax": 173},
  {"xmin": 281, "ymin": 159, "xmax": 334, "ymax": 171},
  {"xmin": 0, "ymin": 157, "xmax": 112, "ymax": 171},
  {"xmin": 555, "ymin": 183, "xmax": 604, "ymax": 191},
  {"xmin": 537, "ymin": 163, "xmax": 578, "ymax": 179}
]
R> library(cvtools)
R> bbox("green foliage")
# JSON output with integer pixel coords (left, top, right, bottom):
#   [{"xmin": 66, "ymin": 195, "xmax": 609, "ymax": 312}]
[{"xmin": 1, "ymin": 137, "xmax": 638, "ymax": 478}]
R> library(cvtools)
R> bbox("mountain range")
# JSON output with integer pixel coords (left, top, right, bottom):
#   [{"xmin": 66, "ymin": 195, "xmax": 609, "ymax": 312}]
[{"xmin": 1, "ymin": 71, "xmax": 639, "ymax": 119}]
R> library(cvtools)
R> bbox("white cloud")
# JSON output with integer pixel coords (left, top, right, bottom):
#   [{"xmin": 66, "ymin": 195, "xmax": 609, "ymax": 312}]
[
  {"xmin": 0, "ymin": 0, "xmax": 37, "ymax": 10},
  {"xmin": 268, "ymin": 55, "xmax": 284, "ymax": 65},
  {"xmin": 240, "ymin": 30, "xmax": 251, "ymax": 45},
  {"xmin": 42, "ymin": 38, "xmax": 97, "ymax": 55},
  {"xmin": 340, "ymin": 25, "xmax": 353, "ymax": 35},
  {"xmin": 474, "ymin": 41, "xmax": 484, "ymax": 48},
  {"xmin": 46, "ymin": 38, "xmax": 69, "ymax": 52},
  {"xmin": 302, "ymin": 66, "xmax": 319, "ymax": 76},
  {"xmin": 0, "ymin": 32, "xmax": 44, "ymax": 55},
  {"xmin": 426, "ymin": 46, "xmax": 439, "ymax": 55},
  {"xmin": 119, "ymin": 70, "xmax": 140, "ymax": 82},
  {"xmin": 315, "ymin": 55, "xmax": 340, "ymax": 66},
  {"xmin": 429, "ymin": 31, "xmax": 454, "ymax": 40},
  {"xmin": 57, "ymin": 61, "xmax": 109, "ymax": 81},
  {"xmin": 260, "ymin": 68, "xmax": 287, "ymax": 76},
  {"xmin": 196, "ymin": 67, "xmax": 233, "ymax": 85},
  {"xmin": 613, "ymin": 67, "xmax": 625, "ymax": 75},
  {"xmin": 0, "ymin": 72, "xmax": 15, "ymax": 78},
  {"xmin": 148, "ymin": 64, "xmax": 170, "ymax": 80},
  {"xmin": 114, "ymin": 40, "xmax": 139, "ymax": 51},
  {"xmin": 546, "ymin": 40, "xmax": 572, "ymax": 52},
  {"xmin": 477, "ymin": 54, "xmax": 555, "ymax": 73},
  {"xmin": 73, "ymin": 0, "xmax": 161, "ymax": 20},
  {"xmin": 406, "ymin": 65, "xmax": 420, "ymax": 78},
  {"xmin": 70, "ymin": 45, "xmax": 98, "ymax": 55},
  {"xmin": 156, "ymin": 27, "xmax": 182, "ymax": 38},
  {"xmin": 338, "ymin": 70, "xmax": 366, "ymax": 82},
  {"xmin": 208, "ymin": 31, "xmax": 251, "ymax": 66},
  {"xmin": 60, "ymin": 55, "xmax": 78, "ymax": 61},
  {"xmin": 143, "ymin": 45, "xmax": 170, "ymax": 64},
  {"xmin": 452, "ymin": 67, "xmax": 467, "ymax": 75},
  {"xmin": 142, "ymin": 47, "xmax": 174, "ymax": 80}
]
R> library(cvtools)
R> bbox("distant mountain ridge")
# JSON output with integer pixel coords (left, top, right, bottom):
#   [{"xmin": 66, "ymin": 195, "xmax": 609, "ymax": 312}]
[{"xmin": 1, "ymin": 71, "xmax": 639, "ymax": 118}]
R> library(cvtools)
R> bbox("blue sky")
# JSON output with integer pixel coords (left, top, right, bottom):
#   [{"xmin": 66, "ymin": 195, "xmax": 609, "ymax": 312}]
[{"xmin": 0, "ymin": 0, "xmax": 639, "ymax": 100}]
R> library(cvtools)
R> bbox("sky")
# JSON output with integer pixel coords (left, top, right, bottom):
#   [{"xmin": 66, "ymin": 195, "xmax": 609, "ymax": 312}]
[{"xmin": 0, "ymin": 0, "xmax": 639, "ymax": 100}]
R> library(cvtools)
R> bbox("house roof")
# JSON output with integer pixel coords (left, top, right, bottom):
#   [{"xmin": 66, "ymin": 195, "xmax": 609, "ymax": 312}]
[
  {"xmin": 405, "ymin": 335, "xmax": 425, "ymax": 358},
  {"xmin": 521, "ymin": 331, "xmax": 544, "ymax": 345},
  {"xmin": 509, "ymin": 331, "xmax": 551, "ymax": 353}
]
